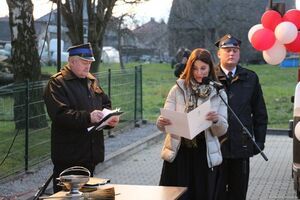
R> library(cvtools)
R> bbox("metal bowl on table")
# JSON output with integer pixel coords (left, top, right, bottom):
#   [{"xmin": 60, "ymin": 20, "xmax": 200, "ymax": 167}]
[{"xmin": 57, "ymin": 166, "xmax": 90, "ymax": 196}]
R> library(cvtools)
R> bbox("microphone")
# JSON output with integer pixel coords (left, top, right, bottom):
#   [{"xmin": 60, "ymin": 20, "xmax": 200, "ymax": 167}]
[{"xmin": 202, "ymin": 77, "xmax": 223, "ymax": 89}]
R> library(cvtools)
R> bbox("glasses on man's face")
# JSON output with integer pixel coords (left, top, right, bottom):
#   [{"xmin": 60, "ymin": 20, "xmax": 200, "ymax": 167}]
[{"xmin": 222, "ymin": 48, "xmax": 239, "ymax": 53}]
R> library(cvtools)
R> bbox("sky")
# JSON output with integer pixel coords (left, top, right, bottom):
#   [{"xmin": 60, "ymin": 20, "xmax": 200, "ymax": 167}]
[{"xmin": 0, "ymin": 0, "xmax": 173, "ymax": 24}]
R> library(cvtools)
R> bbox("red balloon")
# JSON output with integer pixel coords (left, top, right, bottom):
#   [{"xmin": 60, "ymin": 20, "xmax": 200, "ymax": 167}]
[
  {"xmin": 285, "ymin": 32, "xmax": 300, "ymax": 52},
  {"xmin": 251, "ymin": 28, "xmax": 276, "ymax": 51},
  {"xmin": 261, "ymin": 10, "xmax": 283, "ymax": 31},
  {"xmin": 283, "ymin": 9, "xmax": 300, "ymax": 29}
]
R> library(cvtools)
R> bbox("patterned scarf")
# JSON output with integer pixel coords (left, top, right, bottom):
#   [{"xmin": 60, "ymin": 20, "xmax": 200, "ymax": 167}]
[{"xmin": 183, "ymin": 79, "xmax": 211, "ymax": 147}]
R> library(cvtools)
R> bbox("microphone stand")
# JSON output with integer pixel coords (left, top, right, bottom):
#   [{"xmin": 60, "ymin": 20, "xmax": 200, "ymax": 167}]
[{"xmin": 216, "ymin": 88, "xmax": 268, "ymax": 161}]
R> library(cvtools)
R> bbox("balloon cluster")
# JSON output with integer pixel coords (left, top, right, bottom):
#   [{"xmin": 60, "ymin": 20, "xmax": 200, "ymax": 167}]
[{"xmin": 248, "ymin": 9, "xmax": 300, "ymax": 65}]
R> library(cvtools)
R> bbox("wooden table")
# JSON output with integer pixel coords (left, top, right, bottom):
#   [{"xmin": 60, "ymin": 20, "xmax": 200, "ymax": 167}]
[
  {"xmin": 46, "ymin": 184, "xmax": 187, "ymax": 200},
  {"xmin": 112, "ymin": 184, "xmax": 186, "ymax": 200}
]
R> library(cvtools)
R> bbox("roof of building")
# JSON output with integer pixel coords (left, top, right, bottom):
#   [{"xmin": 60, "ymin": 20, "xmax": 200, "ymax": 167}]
[{"xmin": 133, "ymin": 18, "xmax": 168, "ymax": 48}]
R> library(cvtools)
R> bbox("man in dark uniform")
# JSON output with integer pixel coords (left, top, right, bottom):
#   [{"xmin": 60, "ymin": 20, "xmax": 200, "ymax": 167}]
[
  {"xmin": 214, "ymin": 34, "xmax": 268, "ymax": 200},
  {"xmin": 43, "ymin": 43, "xmax": 119, "ymax": 192}
]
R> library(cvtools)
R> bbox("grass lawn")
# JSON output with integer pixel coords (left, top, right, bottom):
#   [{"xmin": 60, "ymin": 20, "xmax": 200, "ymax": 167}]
[
  {"xmin": 0, "ymin": 62, "xmax": 296, "ymax": 179},
  {"xmin": 245, "ymin": 64, "xmax": 297, "ymax": 128},
  {"xmin": 41, "ymin": 62, "xmax": 298, "ymax": 129}
]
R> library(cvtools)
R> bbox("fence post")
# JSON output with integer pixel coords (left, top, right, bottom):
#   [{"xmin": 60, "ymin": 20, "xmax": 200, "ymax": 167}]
[
  {"xmin": 139, "ymin": 65, "xmax": 147, "ymax": 124},
  {"xmin": 108, "ymin": 68, "xmax": 111, "ymax": 98},
  {"xmin": 25, "ymin": 80, "xmax": 29, "ymax": 171},
  {"xmin": 107, "ymin": 69, "xmax": 113, "ymax": 137},
  {"xmin": 134, "ymin": 66, "xmax": 139, "ymax": 127}
]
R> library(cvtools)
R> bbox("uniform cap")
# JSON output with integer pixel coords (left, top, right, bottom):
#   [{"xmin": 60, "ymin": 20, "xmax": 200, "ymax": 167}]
[
  {"xmin": 67, "ymin": 43, "xmax": 95, "ymax": 61},
  {"xmin": 215, "ymin": 34, "xmax": 241, "ymax": 48}
]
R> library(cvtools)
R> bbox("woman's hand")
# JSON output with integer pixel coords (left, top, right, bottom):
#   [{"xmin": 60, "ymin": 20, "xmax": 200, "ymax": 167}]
[
  {"xmin": 157, "ymin": 115, "xmax": 172, "ymax": 128},
  {"xmin": 206, "ymin": 111, "xmax": 219, "ymax": 124}
]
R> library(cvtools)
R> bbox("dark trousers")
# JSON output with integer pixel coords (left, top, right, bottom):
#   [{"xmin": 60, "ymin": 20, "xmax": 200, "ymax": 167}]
[
  {"xmin": 52, "ymin": 164, "xmax": 95, "ymax": 193},
  {"xmin": 216, "ymin": 158, "xmax": 249, "ymax": 200}
]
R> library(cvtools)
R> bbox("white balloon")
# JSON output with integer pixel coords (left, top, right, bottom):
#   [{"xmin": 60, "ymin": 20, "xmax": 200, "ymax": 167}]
[
  {"xmin": 296, "ymin": 0, "xmax": 300, "ymax": 10},
  {"xmin": 262, "ymin": 40, "xmax": 286, "ymax": 65},
  {"xmin": 248, "ymin": 24, "xmax": 263, "ymax": 42},
  {"xmin": 274, "ymin": 21, "xmax": 298, "ymax": 44}
]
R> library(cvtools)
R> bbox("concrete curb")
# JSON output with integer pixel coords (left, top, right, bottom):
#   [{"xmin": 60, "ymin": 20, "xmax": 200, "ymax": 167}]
[
  {"xmin": 95, "ymin": 131, "xmax": 163, "ymax": 174},
  {"xmin": 267, "ymin": 128, "xmax": 289, "ymax": 136}
]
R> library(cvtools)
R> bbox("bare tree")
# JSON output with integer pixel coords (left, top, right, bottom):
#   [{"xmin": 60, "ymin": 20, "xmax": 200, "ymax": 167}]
[
  {"xmin": 6, "ymin": 0, "xmax": 47, "ymax": 129},
  {"xmin": 52, "ymin": 0, "xmax": 145, "ymax": 72},
  {"xmin": 87, "ymin": 0, "xmax": 118, "ymax": 72},
  {"xmin": 6, "ymin": 0, "xmax": 41, "ymax": 82},
  {"xmin": 116, "ymin": 14, "xmax": 127, "ymax": 71},
  {"xmin": 114, "ymin": 13, "xmax": 136, "ymax": 71},
  {"xmin": 168, "ymin": 0, "xmax": 294, "ymax": 63}
]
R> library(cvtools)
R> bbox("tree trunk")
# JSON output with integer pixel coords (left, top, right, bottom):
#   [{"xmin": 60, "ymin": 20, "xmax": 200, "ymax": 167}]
[
  {"xmin": 87, "ymin": 0, "xmax": 117, "ymax": 73},
  {"xmin": 117, "ymin": 15, "xmax": 125, "ymax": 71},
  {"xmin": 60, "ymin": 0, "xmax": 84, "ymax": 44},
  {"xmin": 118, "ymin": 36, "xmax": 125, "ymax": 72},
  {"xmin": 52, "ymin": 0, "xmax": 145, "ymax": 73},
  {"xmin": 54, "ymin": 0, "xmax": 117, "ymax": 73},
  {"xmin": 6, "ymin": 0, "xmax": 47, "ymax": 129}
]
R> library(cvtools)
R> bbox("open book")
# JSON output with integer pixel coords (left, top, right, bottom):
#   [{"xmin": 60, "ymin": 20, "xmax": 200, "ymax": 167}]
[
  {"xmin": 160, "ymin": 99, "xmax": 212, "ymax": 140},
  {"xmin": 88, "ymin": 108, "xmax": 123, "ymax": 132},
  {"xmin": 83, "ymin": 177, "xmax": 111, "ymax": 189}
]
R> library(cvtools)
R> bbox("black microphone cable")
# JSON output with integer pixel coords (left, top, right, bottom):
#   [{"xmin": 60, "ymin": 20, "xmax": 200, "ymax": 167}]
[{"xmin": 0, "ymin": 129, "xmax": 20, "ymax": 167}]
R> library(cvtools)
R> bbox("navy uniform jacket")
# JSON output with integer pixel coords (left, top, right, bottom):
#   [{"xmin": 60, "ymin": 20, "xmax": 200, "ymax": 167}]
[
  {"xmin": 43, "ymin": 65, "xmax": 111, "ymax": 166},
  {"xmin": 216, "ymin": 65, "xmax": 268, "ymax": 158}
]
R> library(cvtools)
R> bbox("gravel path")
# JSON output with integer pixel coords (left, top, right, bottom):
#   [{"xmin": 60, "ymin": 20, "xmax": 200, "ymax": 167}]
[{"xmin": 0, "ymin": 123, "xmax": 158, "ymax": 199}]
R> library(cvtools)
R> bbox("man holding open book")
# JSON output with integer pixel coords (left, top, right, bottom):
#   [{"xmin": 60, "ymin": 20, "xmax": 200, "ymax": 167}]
[
  {"xmin": 43, "ymin": 43, "xmax": 119, "ymax": 193},
  {"xmin": 156, "ymin": 48, "xmax": 228, "ymax": 200}
]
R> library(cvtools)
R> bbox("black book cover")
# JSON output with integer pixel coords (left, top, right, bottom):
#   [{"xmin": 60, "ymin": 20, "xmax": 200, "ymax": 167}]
[{"xmin": 88, "ymin": 108, "xmax": 123, "ymax": 132}]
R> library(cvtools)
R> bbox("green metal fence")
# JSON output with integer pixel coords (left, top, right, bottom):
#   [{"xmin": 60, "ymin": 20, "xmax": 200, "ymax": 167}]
[
  {"xmin": 0, "ymin": 63, "xmax": 291, "ymax": 181},
  {"xmin": 0, "ymin": 66, "xmax": 144, "ymax": 180}
]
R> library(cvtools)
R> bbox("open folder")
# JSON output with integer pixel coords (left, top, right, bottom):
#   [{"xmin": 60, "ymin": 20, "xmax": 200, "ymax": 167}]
[
  {"xmin": 160, "ymin": 99, "xmax": 212, "ymax": 140},
  {"xmin": 88, "ymin": 108, "xmax": 123, "ymax": 132}
]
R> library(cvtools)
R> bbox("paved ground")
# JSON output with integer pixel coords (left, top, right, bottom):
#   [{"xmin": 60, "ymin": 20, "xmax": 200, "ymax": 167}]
[
  {"xmin": 0, "ymin": 123, "xmax": 158, "ymax": 199},
  {"xmin": 248, "ymin": 134, "xmax": 296, "ymax": 200},
  {"xmin": 0, "ymin": 124, "xmax": 298, "ymax": 200},
  {"xmin": 94, "ymin": 133, "xmax": 298, "ymax": 200}
]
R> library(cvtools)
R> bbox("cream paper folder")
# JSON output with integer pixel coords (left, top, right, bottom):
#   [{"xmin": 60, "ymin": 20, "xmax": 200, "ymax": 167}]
[{"xmin": 160, "ymin": 99, "xmax": 212, "ymax": 140}]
